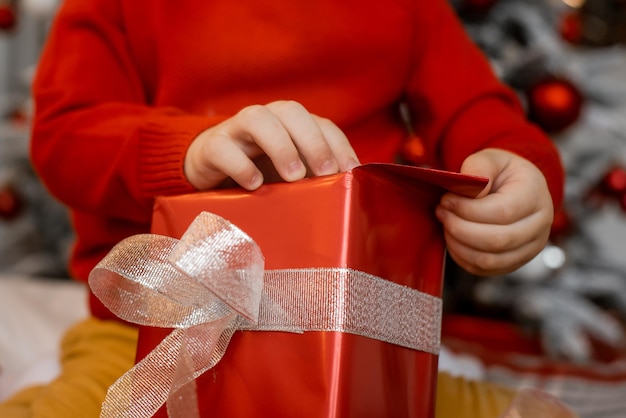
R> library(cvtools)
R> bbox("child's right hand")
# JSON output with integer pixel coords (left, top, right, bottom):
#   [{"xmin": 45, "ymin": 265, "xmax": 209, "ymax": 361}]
[{"xmin": 184, "ymin": 100, "xmax": 361, "ymax": 191}]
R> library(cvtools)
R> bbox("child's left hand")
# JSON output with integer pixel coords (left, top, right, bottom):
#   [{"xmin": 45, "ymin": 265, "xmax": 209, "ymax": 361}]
[{"xmin": 435, "ymin": 148, "xmax": 554, "ymax": 276}]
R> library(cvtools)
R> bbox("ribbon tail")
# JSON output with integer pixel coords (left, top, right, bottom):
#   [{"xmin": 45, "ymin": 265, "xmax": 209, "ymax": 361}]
[
  {"xmin": 165, "ymin": 337, "xmax": 200, "ymax": 418},
  {"xmin": 165, "ymin": 316, "xmax": 239, "ymax": 418},
  {"xmin": 100, "ymin": 315, "xmax": 240, "ymax": 418},
  {"xmin": 101, "ymin": 328, "xmax": 187, "ymax": 418}
]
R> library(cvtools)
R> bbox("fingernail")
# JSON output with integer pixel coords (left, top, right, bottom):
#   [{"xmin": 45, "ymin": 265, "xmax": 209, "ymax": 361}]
[
  {"xmin": 287, "ymin": 160, "xmax": 306, "ymax": 179},
  {"xmin": 318, "ymin": 159, "xmax": 339, "ymax": 176},
  {"xmin": 249, "ymin": 173, "xmax": 263, "ymax": 190}
]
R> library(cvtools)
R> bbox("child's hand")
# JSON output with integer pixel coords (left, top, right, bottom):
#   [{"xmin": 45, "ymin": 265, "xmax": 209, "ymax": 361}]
[
  {"xmin": 436, "ymin": 148, "xmax": 554, "ymax": 276},
  {"xmin": 184, "ymin": 100, "xmax": 360, "ymax": 191}
]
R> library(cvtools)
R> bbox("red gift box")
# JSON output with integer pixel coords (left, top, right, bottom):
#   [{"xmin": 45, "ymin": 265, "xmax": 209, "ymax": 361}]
[{"xmin": 100, "ymin": 163, "xmax": 487, "ymax": 418}]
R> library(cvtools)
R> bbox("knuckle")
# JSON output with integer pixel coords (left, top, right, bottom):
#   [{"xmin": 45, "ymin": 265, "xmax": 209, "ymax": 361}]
[
  {"xmin": 492, "ymin": 202, "xmax": 515, "ymax": 223},
  {"xmin": 314, "ymin": 115, "xmax": 333, "ymax": 129},
  {"xmin": 202, "ymin": 132, "xmax": 230, "ymax": 154},
  {"xmin": 488, "ymin": 233, "xmax": 513, "ymax": 251},
  {"xmin": 238, "ymin": 104, "xmax": 267, "ymax": 121},
  {"xmin": 267, "ymin": 100, "xmax": 304, "ymax": 114}
]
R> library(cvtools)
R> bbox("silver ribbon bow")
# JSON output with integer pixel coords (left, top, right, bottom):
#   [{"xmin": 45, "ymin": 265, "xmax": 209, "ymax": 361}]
[{"xmin": 88, "ymin": 212, "xmax": 442, "ymax": 418}]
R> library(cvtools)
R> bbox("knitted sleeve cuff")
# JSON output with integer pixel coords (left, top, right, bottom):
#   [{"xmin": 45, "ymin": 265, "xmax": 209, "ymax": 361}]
[{"xmin": 137, "ymin": 113, "xmax": 227, "ymax": 197}]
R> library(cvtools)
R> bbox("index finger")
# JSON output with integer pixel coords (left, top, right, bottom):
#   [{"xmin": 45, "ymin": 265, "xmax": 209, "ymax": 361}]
[
  {"xmin": 266, "ymin": 101, "xmax": 357, "ymax": 176},
  {"xmin": 439, "ymin": 188, "xmax": 534, "ymax": 225}
]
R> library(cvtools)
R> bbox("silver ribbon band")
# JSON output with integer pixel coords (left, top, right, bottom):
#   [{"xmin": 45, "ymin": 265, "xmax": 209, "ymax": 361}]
[{"xmin": 88, "ymin": 212, "xmax": 442, "ymax": 418}]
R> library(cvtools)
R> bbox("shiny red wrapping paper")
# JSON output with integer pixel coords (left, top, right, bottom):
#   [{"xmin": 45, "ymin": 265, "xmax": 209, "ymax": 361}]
[{"xmin": 137, "ymin": 163, "xmax": 487, "ymax": 418}]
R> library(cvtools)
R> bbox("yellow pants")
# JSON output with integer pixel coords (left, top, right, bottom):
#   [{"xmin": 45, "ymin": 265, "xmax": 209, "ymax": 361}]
[{"xmin": 0, "ymin": 318, "xmax": 515, "ymax": 418}]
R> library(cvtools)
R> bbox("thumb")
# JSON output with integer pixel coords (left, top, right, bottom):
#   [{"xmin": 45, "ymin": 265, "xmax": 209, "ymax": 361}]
[{"xmin": 459, "ymin": 150, "xmax": 507, "ymax": 198}]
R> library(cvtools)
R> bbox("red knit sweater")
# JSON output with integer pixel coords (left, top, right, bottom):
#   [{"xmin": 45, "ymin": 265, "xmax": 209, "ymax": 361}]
[{"xmin": 31, "ymin": 0, "xmax": 564, "ymax": 319}]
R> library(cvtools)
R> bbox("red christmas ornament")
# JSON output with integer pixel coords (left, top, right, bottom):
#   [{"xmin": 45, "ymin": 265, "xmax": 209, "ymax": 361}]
[
  {"xmin": 559, "ymin": 11, "xmax": 584, "ymax": 45},
  {"xmin": 593, "ymin": 166, "xmax": 626, "ymax": 212},
  {"xmin": 600, "ymin": 167, "xmax": 626, "ymax": 197},
  {"xmin": 0, "ymin": 184, "xmax": 23, "ymax": 220},
  {"xmin": 0, "ymin": 2, "xmax": 16, "ymax": 31},
  {"xmin": 400, "ymin": 135, "xmax": 426, "ymax": 166},
  {"xmin": 525, "ymin": 75, "xmax": 584, "ymax": 134},
  {"xmin": 586, "ymin": 166, "xmax": 626, "ymax": 210}
]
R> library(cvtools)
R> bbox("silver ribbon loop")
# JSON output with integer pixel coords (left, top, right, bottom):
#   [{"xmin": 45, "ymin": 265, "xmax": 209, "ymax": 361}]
[{"xmin": 88, "ymin": 212, "xmax": 442, "ymax": 418}]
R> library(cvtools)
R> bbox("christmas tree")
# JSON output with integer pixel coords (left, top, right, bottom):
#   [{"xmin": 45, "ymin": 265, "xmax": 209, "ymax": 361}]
[
  {"xmin": 0, "ymin": 0, "xmax": 71, "ymax": 278},
  {"xmin": 441, "ymin": 1, "xmax": 626, "ymax": 415}
]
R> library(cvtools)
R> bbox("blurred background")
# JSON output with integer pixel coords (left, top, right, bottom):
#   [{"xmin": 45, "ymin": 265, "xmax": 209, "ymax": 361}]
[{"xmin": 1, "ymin": 0, "xmax": 626, "ymax": 416}]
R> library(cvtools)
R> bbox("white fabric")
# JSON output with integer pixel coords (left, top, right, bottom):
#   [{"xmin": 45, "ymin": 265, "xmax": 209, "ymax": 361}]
[
  {"xmin": 0, "ymin": 274, "xmax": 88, "ymax": 401},
  {"xmin": 438, "ymin": 345, "xmax": 486, "ymax": 381}
]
